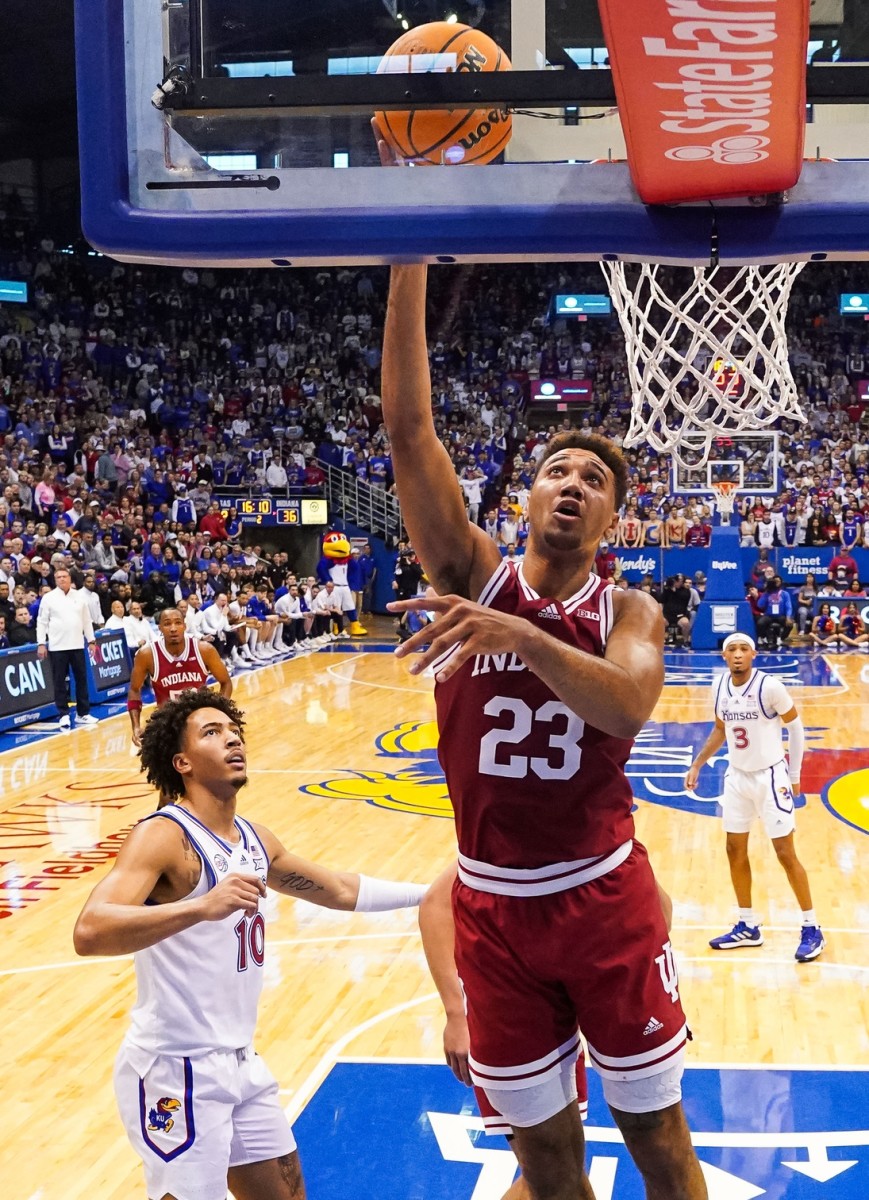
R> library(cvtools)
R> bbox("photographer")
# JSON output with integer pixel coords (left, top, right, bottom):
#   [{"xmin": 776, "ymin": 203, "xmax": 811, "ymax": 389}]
[{"xmin": 392, "ymin": 547, "xmax": 424, "ymax": 643}]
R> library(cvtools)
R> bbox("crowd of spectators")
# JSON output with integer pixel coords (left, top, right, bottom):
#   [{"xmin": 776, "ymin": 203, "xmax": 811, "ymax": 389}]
[{"xmin": 1, "ymin": 199, "xmax": 869, "ymax": 659}]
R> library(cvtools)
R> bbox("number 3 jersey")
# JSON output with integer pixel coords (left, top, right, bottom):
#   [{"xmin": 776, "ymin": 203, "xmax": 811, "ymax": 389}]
[
  {"xmin": 126, "ymin": 806, "xmax": 270, "ymax": 1056},
  {"xmin": 434, "ymin": 559, "xmax": 635, "ymax": 872},
  {"xmin": 713, "ymin": 668, "xmax": 795, "ymax": 772}
]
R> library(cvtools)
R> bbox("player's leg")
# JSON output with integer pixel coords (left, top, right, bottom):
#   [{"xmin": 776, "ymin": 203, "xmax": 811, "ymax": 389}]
[
  {"xmin": 228, "ymin": 1048, "xmax": 300, "ymax": 1199},
  {"xmin": 509, "ymin": 1104, "xmax": 594, "ymax": 1200},
  {"xmin": 566, "ymin": 845, "xmax": 706, "ymax": 1198},
  {"xmin": 724, "ymin": 831, "xmax": 752, "ymax": 908},
  {"xmin": 771, "ymin": 832, "xmax": 812, "ymax": 908},
  {"xmin": 453, "ymin": 888, "xmax": 593, "ymax": 1200},
  {"xmin": 609, "ymin": 1101, "xmax": 706, "ymax": 1200},
  {"xmin": 228, "ymin": 1151, "xmax": 305, "ymax": 1200}
]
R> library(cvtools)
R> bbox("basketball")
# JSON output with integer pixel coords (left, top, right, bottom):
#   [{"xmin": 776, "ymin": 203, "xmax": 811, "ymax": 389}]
[{"xmin": 375, "ymin": 23, "xmax": 512, "ymax": 166}]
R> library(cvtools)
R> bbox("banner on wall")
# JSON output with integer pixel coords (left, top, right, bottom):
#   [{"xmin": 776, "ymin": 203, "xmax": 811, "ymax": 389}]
[
  {"xmin": 86, "ymin": 630, "xmax": 132, "ymax": 703},
  {"xmin": 0, "ymin": 646, "xmax": 57, "ymax": 731},
  {"xmin": 612, "ymin": 545, "xmax": 869, "ymax": 585}
]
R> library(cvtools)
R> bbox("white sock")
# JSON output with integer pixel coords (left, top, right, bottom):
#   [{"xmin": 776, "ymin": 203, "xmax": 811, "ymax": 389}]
[
  {"xmin": 801, "ymin": 909, "xmax": 818, "ymax": 927},
  {"xmin": 269, "ymin": 625, "xmax": 281, "ymax": 648},
  {"xmin": 738, "ymin": 908, "xmax": 757, "ymax": 926}
]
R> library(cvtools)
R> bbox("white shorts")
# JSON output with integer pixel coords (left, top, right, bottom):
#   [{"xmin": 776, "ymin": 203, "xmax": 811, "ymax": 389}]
[
  {"xmin": 333, "ymin": 584, "xmax": 355, "ymax": 613},
  {"xmin": 114, "ymin": 1039, "xmax": 295, "ymax": 1200},
  {"xmin": 722, "ymin": 759, "xmax": 796, "ymax": 839}
]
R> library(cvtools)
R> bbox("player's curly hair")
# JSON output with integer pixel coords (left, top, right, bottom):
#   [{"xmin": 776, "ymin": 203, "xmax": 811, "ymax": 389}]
[
  {"xmin": 535, "ymin": 431, "xmax": 629, "ymax": 510},
  {"xmin": 139, "ymin": 690, "xmax": 247, "ymax": 801}
]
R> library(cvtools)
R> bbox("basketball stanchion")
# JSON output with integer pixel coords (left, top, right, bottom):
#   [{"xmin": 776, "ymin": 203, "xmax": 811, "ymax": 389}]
[{"xmin": 600, "ymin": 261, "xmax": 807, "ymax": 468}]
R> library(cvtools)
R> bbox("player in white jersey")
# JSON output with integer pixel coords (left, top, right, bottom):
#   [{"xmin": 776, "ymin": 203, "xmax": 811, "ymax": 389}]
[
  {"xmin": 685, "ymin": 633, "xmax": 824, "ymax": 963},
  {"xmin": 73, "ymin": 689, "xmax": 426, "ymax": 1200}
]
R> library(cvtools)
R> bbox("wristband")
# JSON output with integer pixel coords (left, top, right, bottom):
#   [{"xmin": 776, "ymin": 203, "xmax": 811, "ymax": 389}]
[
  {"xmin": 354, "ymin": 874, "xmax": 427, "ymax": 912},
  {"xmin": 127, "ymin": 699, "xmax": 143, "ymax": 712}
]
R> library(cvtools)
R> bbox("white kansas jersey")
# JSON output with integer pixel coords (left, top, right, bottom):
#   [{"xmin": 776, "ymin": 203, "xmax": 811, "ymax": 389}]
[
  {"xmin": 713, "ymin": 669, "xmax": 794, "ymax": 772},
  {"xmin": 127, "ymin": 806, "xmax": 269, "ymax": 1056}
]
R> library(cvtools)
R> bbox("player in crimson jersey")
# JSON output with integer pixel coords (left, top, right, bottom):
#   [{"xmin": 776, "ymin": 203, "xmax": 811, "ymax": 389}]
[
  {"xmin": 128, "ymin": 607, "xmax": 232, "ymax": 807},
  {"xmin": 379, "ymin": 259, "xmax": 706, "ymax": 1200}
]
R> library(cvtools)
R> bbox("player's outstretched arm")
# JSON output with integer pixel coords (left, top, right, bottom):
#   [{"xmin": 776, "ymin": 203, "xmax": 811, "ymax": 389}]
[
  {"xmin": 73, "ymin": 819, "xmax": 264, "ymax": 956},
  {"xmin": 382, "ymin": 265, "xmax": 500, "ymax": 598},
  {"xmin": 255, "ymin": 823, "xmax": 426, "ymax": 911},
  {"xmin": 685, "ymin": 718, "xmax": 727, "ymax": 790},
  {"xmin": 200, "ymin": 641, "xmax": 233, "ymax": 698},
  {"xmin": 419, "ymin": 863, "xmax": 471, "ymax": 1085},
  {"xmin": 127, "ymin": 646, "xmax": 154, "ymax": 747}
]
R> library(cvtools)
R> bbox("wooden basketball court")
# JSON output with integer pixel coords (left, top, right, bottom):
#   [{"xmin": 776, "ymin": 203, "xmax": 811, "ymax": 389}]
[{"xmin": 2, "ymin": 639, "xmax": 867, "ymax": 1199}]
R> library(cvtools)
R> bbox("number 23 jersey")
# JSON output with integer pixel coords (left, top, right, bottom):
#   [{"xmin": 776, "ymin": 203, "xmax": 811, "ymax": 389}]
[{"xmin": 434, "ymin": 559, "xmax": 635, "ymax": 870}]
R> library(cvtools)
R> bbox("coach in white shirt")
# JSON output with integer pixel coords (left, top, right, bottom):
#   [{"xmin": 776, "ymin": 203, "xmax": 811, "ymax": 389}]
[
  {"xmin": 36, "ymin": 566, "xmax": 98, "ymax": 730},
  {"xmin": 122, "ymin": 602, "xmax": 154, "ymax": 650}
]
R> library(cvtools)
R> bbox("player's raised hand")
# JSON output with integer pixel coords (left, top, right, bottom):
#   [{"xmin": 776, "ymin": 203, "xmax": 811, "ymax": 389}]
[
  {"xmin": 371, "ymin": 118, "xmax": 398, "ymax": 167},
  {"xmin": 199, "ymin": 873, "xmax": 265, "ymax": 921}
]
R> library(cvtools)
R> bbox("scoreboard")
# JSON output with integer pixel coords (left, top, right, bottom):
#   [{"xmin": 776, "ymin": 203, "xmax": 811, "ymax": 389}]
[{"xmin": 220, "ymin": 497, "xmax": 328, "ymax": 526}]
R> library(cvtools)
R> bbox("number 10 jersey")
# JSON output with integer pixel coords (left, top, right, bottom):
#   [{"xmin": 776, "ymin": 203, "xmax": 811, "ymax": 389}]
[{"xmin": 434, "ymin": 559, "xmax": 635, "ymax": 872}]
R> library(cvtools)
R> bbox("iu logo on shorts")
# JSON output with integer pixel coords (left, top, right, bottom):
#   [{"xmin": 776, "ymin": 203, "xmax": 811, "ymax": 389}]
[{"xmin": 655, "ymin": 941, "xmax": 680, "ymax": 1004}]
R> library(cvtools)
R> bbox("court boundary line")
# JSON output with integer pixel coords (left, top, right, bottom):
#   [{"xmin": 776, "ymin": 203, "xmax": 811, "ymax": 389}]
[
  {"xmin": 5, "ymin": 925, "xmax": 869, "ymax": 978},
  {"xmin": 283, "ymin": 991, "xmax": 438, "ymax": 1123},
  {"xmin": 328, "ymin": 1054, "xmax": 869, "ymax": 1072},
  {"xmin": 0, "ymin": 930, "xmax": 423, "ymax": 977}
]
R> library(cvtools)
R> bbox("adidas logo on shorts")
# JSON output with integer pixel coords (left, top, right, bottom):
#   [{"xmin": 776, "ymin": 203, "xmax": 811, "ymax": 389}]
[
  {"xmin": 538, "ymin": 603, "xmax": 560, "ymax": 620},
  {"xmin": 643, "ymin": 1016, "xmax": 664, "ymax": 1036}
]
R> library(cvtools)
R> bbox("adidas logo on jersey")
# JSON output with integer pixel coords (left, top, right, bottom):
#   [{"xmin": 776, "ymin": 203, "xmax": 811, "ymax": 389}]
[
  {"xmin": 643, "ymin": 1016, "xmax": 664, "ymax": 1036},
  {"xmin": 538, "ymin": 603, "xmax": 560, "ymax": 620}
]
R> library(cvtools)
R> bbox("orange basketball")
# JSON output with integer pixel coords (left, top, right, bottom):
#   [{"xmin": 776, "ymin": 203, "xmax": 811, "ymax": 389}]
[{"xmin": 375, "ymin": 23, "xmax": 512, "ymax": 166}]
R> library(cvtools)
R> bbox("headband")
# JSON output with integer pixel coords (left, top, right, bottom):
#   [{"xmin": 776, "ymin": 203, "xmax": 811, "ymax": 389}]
[{"xmin": 722, "ymin": 633, "xmax": 756, "ymax": 651}]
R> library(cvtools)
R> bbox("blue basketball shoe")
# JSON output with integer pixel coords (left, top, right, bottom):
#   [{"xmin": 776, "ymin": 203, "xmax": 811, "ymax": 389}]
[
  {"xmin": 709, "ymin": 921, "xmax": 763, "ymax": 950},
  {"xmin": 795, "ymin": 925, "xmax": 825, "ymax": 962}
]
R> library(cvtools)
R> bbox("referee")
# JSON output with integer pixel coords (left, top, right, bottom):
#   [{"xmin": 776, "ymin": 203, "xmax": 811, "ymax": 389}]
[{"xmin": 36, "ymin": 566, "xmax": 99, "ymax": 730}]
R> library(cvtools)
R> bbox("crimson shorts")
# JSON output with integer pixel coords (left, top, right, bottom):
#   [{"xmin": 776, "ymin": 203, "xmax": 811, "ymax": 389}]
[{"xmin": 453, "ymin": 843, "xmax": 686, "ymax": 1106}]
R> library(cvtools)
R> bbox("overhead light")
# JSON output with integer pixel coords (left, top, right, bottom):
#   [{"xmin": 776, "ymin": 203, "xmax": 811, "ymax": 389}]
[
  {"xmin": 446, "ymin": 12, "xmax": 458, "ymax": 23},
  {"xmin": 401, "ymin": 17, "xmax": 409, "ymax": 28}
]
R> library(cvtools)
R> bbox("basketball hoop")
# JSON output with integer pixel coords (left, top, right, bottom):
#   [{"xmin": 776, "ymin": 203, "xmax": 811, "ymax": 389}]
[
  {"xmin": 711, "ymin": 481, "xmax": 739, "ymax": 526},
  {"xmin": 600, "ymin": 261, "xmax": 807, "ymax": 469}
]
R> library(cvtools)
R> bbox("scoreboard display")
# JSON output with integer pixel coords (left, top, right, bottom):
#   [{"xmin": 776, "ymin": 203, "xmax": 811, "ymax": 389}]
[
  {"xmin": 220, "ymin": 497, "xmax": 328, "ymax": 526},
  {"xmin": 711, "ymin": 357, "xmax": 745, "ymax": 399}
]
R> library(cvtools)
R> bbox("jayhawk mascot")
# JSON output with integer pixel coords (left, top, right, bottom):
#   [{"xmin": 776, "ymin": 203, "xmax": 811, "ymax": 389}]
[{"xmin": 317, "ymin": 531, "xmax": 367, "ymax": 636}]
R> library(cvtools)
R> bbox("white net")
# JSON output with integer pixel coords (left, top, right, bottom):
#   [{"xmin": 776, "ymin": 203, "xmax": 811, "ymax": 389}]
[
  {"xmin": 711, "ymin": 482, "xmax": 738, "ymax": 525},
  {"xmin": 600, "ymin": 261, "xmax": 807, "ymax": 469}
]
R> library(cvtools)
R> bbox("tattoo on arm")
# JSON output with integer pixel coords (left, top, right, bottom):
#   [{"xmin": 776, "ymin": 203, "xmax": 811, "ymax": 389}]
[
  {"xmin": 278, "ymin": 871, "xmax": 324, "ymax": 893},
  {"xmin": 181, "ymin": 833, "xmax": 197, "ymax": 863}
]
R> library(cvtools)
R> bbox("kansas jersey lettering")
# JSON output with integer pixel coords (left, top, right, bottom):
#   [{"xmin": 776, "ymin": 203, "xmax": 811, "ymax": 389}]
[
  {"xmin": 151, "ymin": 635, "xmax": 210, "ymax": 706},
  {"xmin": 713, "ymin": 668, "xmax": 794, "ymax": 772},
  {"xmin": 127, "ymin": 806, "xmax": 269, "ymax": 1055},
  {"xmin": 434, "ymin": 559, "xmax": 634, "ymax": 869}
]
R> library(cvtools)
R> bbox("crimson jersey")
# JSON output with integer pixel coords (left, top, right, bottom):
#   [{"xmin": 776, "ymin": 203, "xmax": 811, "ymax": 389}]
[
  {"xmin": 150, "ymin": 636, "xmax": 210, "ymax": 706},
  {"xmin": 434, "ymin": 559, "xmax": 635, "ymax": 869}
]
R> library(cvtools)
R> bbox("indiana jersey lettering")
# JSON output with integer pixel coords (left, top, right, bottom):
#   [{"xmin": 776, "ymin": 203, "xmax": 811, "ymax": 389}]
[
  {"xmin": 126, "ymin": 806, "xmax": 269, "ymax": 1055},
  {"xmin": 151, "ymin": 635, "xmax": 210, "ymax": 706},
  {"xmin": 713, "ymin": 669, "xmax": 794, "ymax": 772},
  {"xmin": 434, "ymin": 559, "xmax": 633, "ymax": 870}
]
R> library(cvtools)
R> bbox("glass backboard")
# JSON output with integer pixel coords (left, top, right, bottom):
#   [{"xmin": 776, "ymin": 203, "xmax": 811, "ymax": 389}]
[{"xmin": 76, "ymin": 0, "xmax": 869, "ymax": 266}]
